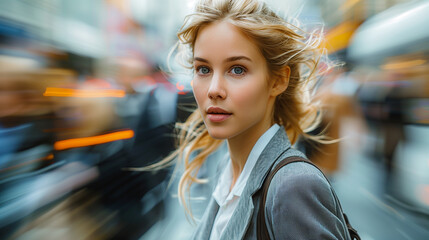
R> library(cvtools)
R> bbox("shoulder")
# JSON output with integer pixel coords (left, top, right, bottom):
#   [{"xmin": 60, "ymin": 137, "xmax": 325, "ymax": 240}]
[
  {"xmin": 265, "ymin": 162, "xmax": 349, "ymax": 239},
  {"xmin": 272, "ymin": 161, "xmax": 330, "ymax": 189},
  {"xmin": 268, "ymin": 161, "xmax": 335, "ymax": 208},
  {"xmin": 264, "ymin": 161, "xmax": 350, "ymax": 239}
]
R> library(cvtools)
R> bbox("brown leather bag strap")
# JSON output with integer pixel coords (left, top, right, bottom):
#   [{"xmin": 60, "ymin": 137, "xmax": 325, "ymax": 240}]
[{"xmin": 257, "ymin": 156, "xmax": 307, "ymax": 240}]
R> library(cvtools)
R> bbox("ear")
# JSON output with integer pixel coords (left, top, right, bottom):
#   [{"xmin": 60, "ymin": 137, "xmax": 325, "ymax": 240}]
[{"xmin": 270, "ymin": 66, "xmax": 290, "ymax": 97}]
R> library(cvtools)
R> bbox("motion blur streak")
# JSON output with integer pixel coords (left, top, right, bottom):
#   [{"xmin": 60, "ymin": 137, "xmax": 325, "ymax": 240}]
[
  {"xmin": 0, "ymin": 154, "xmax": 54, "ymax": 173},
  {"xmin": 381, "ymin": 59, "xmax": 426, "ymax": 70},
  {"xmin": 421, "ymin": 185, "xmax": 429, "ymax": 206},
  {"xmin": 1, "ymin": 0, "xmax": 429, "ymax": 239},
  {"xmin": 323, "ymin": 21, "xmax": 360, "ymax": 53},
  {"xmin": 43, "ymin": 87, "xmax": 126, "ymax": 98},
  {"xmin": 54, "ymin": 130, "xmax": 134, "ymax": 150}
]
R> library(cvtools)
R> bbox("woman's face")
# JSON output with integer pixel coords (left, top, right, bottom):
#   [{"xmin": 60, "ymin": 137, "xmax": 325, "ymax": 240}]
[{"xmin": 192, "ymin": 21, "xmax": 277, "ymax": 141}]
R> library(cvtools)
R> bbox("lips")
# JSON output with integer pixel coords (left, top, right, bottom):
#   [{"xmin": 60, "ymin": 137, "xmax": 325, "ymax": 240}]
[
  {"xmin": 206, "ymin": 107, "xmax": 232, "ymax": 122},
  {"xmin": 207, "ymin": 107, "xmax": 231, "ymax": 114}
]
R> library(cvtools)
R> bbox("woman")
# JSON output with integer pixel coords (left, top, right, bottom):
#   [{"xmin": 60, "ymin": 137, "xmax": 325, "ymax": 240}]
[{"xmin": 149, "ymin": 0, "xmax": 352, "ymax": 239}]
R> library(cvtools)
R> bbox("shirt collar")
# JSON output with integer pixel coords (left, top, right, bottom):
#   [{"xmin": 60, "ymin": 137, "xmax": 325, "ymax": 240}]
[{"xmin": 212, "ymin": 124, "xmax": 280, "ymax": 206}]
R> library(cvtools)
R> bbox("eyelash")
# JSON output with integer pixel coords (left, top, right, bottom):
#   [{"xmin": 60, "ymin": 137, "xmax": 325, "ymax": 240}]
[
  {"xmin": 195, "ymin": 65, "xmax": 210, "ymax": 75},
  {"xmin": 230, "ymin": 66, "xmax": 247, "ymax": 76},
  {"xmin": 194, "ymin": 65, "xmax": 247, "ymax": 76}
]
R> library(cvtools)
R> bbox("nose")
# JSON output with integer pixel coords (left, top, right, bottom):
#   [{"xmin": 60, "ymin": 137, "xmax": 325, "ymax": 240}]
[{"xmin": 208, "ymin": 73, "xmax": 226, "ymax": 100}]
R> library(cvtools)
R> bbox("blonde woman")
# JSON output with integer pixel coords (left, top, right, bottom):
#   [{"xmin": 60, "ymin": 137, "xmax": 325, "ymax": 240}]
[{"xmin": 149, "ymin": 0, "xmax": 354, "ymax": 239}]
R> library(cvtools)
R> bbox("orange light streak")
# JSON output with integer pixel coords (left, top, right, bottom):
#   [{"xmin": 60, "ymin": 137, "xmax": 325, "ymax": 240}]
[
  {"xmin": 44, "ymin": 87, "xmax": 126, "ymax": 98},
  {"xmin": 381, "ymin": 59, "xmax": 426, "ymax": 70},
  {"xmin": 54, "ymin": 130, "xmax": 135, "ymax": 151}
]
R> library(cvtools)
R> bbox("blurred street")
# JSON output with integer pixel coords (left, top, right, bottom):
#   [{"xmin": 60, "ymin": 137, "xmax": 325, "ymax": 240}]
[
  {"xmin": 331, "ymin": 120, "xmax": 429, "ymax": 240},
  {"xmin": 1, "ymin": 0, "xmax": 429, "ymax": 239}
]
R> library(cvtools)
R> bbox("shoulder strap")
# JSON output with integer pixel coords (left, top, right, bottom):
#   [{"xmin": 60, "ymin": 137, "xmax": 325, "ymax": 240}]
[
  {"xmin": 257, "ymin": 156, "xmax": 361, "ymax": 240},
  {"xmin": 257, "ymin": 156, "xmax": 306, "ymax": 240}
]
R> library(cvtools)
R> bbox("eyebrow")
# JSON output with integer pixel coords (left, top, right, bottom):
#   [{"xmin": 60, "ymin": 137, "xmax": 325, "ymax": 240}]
[{"xmin": 193, "ymin": 56, "xmax": 252, "ymax": 63}]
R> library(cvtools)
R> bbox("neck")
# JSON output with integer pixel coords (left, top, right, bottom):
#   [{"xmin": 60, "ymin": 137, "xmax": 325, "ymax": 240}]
[
  {"xmin": 227, "ymin": 122, "xmax": 272, "ymax": 188},
  {"xmin": 226, "ymin": 97, "xmax": 276, "ymax": 189}
]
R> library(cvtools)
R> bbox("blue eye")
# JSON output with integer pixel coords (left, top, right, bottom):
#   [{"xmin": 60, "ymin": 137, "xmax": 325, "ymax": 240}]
[
  {"xmin": 231, "ymin": 66, "xmax": 245, "ymax": 75},
  {"xmin": 197, "ymin": 66, "xmax": 210, "ymax": 75}
]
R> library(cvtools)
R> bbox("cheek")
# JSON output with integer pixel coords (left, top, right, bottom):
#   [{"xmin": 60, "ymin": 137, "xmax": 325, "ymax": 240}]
[
  {"xmin": 236, "ymin": 78, "xmax": 269, "ymax": 109},
  {"xmin": 192, "ymin": 80, "xmax": 206, "ymax": 106},
  {"xmin": 234, "ymin": 85, "xmax": 268, "ymax": 113}
]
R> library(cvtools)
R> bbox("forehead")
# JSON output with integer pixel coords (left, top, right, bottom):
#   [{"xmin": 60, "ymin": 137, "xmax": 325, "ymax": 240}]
[{"xmin": 193, "ymin": 21, "xmax": 264, "ymax": 62}]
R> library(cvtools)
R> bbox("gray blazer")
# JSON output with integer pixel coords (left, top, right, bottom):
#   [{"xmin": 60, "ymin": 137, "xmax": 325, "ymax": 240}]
[{"xmin": 192, "ymin": 127, "xmax": 351, "ymax": 240}]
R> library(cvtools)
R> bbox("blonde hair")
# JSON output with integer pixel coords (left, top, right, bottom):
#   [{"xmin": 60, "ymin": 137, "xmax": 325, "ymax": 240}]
[{"xmin": 141, "ymin": 0, "xmax": 333, "ymax": 219}]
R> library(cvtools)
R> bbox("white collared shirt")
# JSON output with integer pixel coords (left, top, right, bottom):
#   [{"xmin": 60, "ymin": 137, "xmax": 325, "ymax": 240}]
[{"xmin": 209, "ymin": 124, "xmax": 280, "ymax": 240}]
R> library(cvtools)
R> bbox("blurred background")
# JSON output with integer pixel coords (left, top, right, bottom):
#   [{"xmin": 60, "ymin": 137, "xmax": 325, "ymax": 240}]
[{"xmin": 0, "ymin": 0, "xmax": 428, "ymax": 239}]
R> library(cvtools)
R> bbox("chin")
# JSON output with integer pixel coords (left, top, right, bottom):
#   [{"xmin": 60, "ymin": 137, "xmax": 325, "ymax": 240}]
[
  {"xmin": 207, "ymin": 131, "xmax": 228, "ymax": 140},
  {"xmin": 206, "ymin": 127, "xmax": 231, "ymax": 140}
]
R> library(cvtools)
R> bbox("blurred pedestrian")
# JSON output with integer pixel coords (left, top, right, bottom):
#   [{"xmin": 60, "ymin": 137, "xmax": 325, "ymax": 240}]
[{"xmin": 145, "ymin": 0, "xmax": 354, "ymax": 239}]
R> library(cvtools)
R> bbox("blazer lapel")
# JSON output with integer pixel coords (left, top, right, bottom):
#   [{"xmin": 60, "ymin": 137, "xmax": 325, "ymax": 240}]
[
  {"xmin": 192, "ymin": 197, "xmax": 219, "ymax": 240},
  {"xmin": 220, "ymin": 127, "xmax": 292, "ymax": 240}
]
